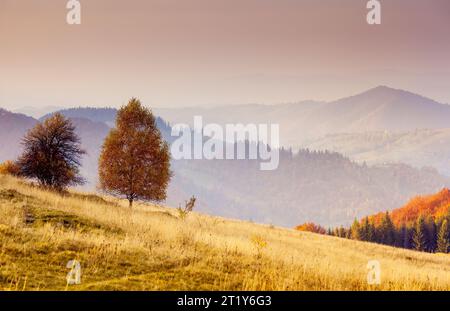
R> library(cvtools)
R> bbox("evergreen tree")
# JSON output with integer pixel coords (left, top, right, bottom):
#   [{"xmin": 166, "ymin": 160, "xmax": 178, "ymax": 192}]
[
  {"xmin": 380, "ymin": 212, "xmax": 396, "ymax": 246},
  {"xmin": 372, "ymin": 225, "xmax": 380, "ymax": 244},
  {"xmin": 424, "ymin": 216, "xmax": 437, "ymax": 252},
  {"xmin": 400, "ymin": 224, "xmax": 413, "ymax": 249},
  {"xmin": 358, "ymin": 217, "xmax": 370, "ymax": 241},
  {"xmin": 413, "ymin": 216, "xmax": 427, "ymax": 252},
  {"xmin": 337, "ymin": 226, "xmax": 347, "ymax": 238},
  {"xmin": 366, "ymin": 220, "xmax": 376, "ymax": 242},
  {"xmin": 345, "ymin": 228, "xmax": 352, "ymax": 239},
  {"xmin": 437, "ymin": 219, "xmax": 449, "ymax": 253},
  {"xmin": 398, "ymin": 224, "xmax": 406, "ymax": 248},
  {"xmin": 333, "ymin": 227, "xmax": 340, "ymax": 237}
]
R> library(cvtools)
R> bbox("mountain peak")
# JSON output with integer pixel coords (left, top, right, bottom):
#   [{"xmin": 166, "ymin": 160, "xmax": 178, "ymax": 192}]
[
  {"xmin": 340, "ymin": 85, "xmax": 445, "ymax": 109},
  {"xmin": 362, "ymin": 85, "xmax": 411, "ymax": 97},
  {"xmin": 372, "ymin": 85, "xmax": 395, "ymax": 91}
]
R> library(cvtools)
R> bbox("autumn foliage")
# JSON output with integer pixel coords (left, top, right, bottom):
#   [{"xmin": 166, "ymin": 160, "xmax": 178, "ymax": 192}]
[
  {"xmin": 16, "ymin": 113, "xmax": 85, "ymax": 190},
  {"xmin": 98, "ymin": 98, "xmax": 171, "ymax": 207},
  {"xmin": 295, "ymin": 222, "xmax": 326, "ymax": 235},
  {"xmin": 325, "ymin": 189, "xmax": 450, "ymax": 253},
  {"xmin": 372, "ymin": 188, "xmax": 450, "ymax": 227},
  {"xmin": 0, "ymin": 161, "xmax": 20, "ymax": 176}
]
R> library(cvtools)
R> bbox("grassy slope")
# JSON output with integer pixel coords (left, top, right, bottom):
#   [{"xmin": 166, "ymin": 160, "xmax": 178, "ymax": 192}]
[{"xmin": 0, "ymin": 175, "xmax": 449, "ymax": 291}]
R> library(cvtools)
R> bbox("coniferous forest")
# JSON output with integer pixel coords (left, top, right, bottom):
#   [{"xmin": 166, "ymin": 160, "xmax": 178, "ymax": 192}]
[{"xmin": 298, "ymin": 189, "xmax": 450, "ymax": 253}]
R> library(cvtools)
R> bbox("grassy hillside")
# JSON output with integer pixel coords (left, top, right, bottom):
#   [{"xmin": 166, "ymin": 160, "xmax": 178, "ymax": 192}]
[{"xmin": 0, "ymin": 175, "xmax": 450, "ymax": 290}]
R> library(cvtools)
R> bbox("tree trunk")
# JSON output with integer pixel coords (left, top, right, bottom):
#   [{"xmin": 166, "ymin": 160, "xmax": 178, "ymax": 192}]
[{"xmin": 128, "ymin": 198, "xmax": 133, "ymax": 208}]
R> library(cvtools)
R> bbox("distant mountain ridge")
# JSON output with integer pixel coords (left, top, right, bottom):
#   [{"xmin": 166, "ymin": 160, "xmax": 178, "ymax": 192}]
[
  {"xmin": 13, "ymin": 106, "xmax": 62, "ymax": 119},
  {"xmin": 154, "ymin": 86, "xmax": 450, "ymax": 146},
  {"xmin": 0, "ymin": 108, "xmax": 37, "ymax": 162},
  {"xmin": 304, "ymin": 129, "xmax": 450, "ymax": 176},
  {"xmin": 40, "ymin": 107, "xmax": 118, "ymax": 127},
  {"xmin": 40, "ymin": 107, "xmax": 172, "ymax": 136},
  {"xmin": 2, "ymin": 85, "xmax": 450, "ymax": 227},
  {"xmin": 170, "ymin": 149, "xmax": 450, "ymax": 227},
  {"xmin": 318, "ymin": 86, "xmax": 450, "ymax": 133}
]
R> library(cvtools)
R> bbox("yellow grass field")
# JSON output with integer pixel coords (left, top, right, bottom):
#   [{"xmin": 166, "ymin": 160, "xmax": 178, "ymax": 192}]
[{"xmin": 0, "ymin": 174, "xmax": 449, "ymax": 291}]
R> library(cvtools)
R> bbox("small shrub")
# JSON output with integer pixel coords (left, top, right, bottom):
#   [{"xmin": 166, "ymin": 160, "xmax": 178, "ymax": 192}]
[
  {"xmin": 177, "ymin": 196, "xmax": 196, "ymax": 220},
  {"xmin": 0, "ymin": 161, "xmax": 20, "ymax": 176},
  {"xmin": 250, "ymin": 235, "xmax": 268, "ymax": 258},
  {"xmin": 295, "ymin": 222, "xmax": 327, "ymax": 234}
]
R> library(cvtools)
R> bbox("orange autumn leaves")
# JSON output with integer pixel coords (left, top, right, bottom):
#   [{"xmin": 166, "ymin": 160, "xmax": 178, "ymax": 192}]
[
  {"xmin": 295, "ymin": 222, "xmax": 327, "ymax": 235},
  {"xmin": 98, "ymin": 99, "xmax": 172, "ymax": 208},
  {"xmin": 371, "ymin": 188, "xmax": 450, "ymax": 227},
  {"xmin": 296, "ymin": 188, "xmax": 450, "ymax": 234}
]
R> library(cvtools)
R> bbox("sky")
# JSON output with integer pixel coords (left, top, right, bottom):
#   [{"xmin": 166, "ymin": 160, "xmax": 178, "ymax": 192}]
[{"xmin": 1, "ymin": 0, "xmax": 450, "ymax": 111}]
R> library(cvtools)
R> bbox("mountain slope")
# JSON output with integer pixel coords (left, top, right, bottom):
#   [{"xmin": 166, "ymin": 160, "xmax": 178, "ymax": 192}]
[
  {"xmin": 315, "ymin": 86, "xmax": 450, "ymax": 133},
  {"xmin": 13, "ymin": 105, "xmax": 62, "ymax": 119},
  {"xmin": 169, "ymin": 150, "xmax": 450, "ymax": 227},
  {"xmin": 304, "ymin": 129, "xmax": 450, "ymax": 176},
  {"xmin": 1, "ymin": 174, "xmax": 449, "ymax": 290},
  {"xmin": 40, "ymin": 107, "xmax": 118, "ymax": 127},
  {"xmin": 68, "ymin": 117, "xmax": 111, "ymax": 188},
  {"xmin": 40, "ymin": 107, "xmax": 172, "ymax": 138},
  {"xmin": 2, "ymin": 107, "xmax": 449, "ymax": 227},
  {"xmin": 0, "ymin": 108, "xmax": 37, "ymax": 162},
  {"xmin": 154, "ymin": 86, "xmax": 450, "ymax": 146},
  {"xmin": 30, "ymin": 107, "xmax": 450, "ymax": 227}
]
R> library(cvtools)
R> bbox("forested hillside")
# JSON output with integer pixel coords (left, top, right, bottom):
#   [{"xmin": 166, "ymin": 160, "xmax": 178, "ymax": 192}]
[
  {"xmin": 1, "ymin": 107, "xmax": 449, "ymax": 227},
  {"xmin": 170, "ymin": 149, "xmax": 450, "ymax": 227},
  {"xmin": 308, "ymin": 189, "xmax": 450, "ymax": 253}
]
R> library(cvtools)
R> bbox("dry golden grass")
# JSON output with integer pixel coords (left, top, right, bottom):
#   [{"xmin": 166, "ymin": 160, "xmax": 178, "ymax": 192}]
[{"xmin": 0, "ymin": 174, "xmax": 449, "ymax": 291}]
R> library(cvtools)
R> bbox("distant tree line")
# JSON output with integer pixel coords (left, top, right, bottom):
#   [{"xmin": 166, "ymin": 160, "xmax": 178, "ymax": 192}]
[{"xmin": 327, "ymin": 211, "xmax": 450, "ymax": 254}]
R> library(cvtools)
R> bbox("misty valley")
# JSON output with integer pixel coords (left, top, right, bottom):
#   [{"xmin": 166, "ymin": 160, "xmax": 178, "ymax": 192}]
[
  {"xmin": 2, "ymin": 0, "xmax": 450, "ymax": 295},
  {"xmin": 2, "ymin": 86, "xmax": 450, "ymax": 228}
]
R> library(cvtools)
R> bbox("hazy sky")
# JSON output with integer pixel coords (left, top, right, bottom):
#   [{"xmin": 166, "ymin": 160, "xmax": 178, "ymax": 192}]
[{"xmin": 1, "ymin": 0, "xmax": 450, "ymax": 110}]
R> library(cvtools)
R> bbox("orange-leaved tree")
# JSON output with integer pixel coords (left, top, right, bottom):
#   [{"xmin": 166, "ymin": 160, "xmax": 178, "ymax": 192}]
[{"xmin": 98, "ymin": 98, "xmax": 171, "ymax": 207}]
